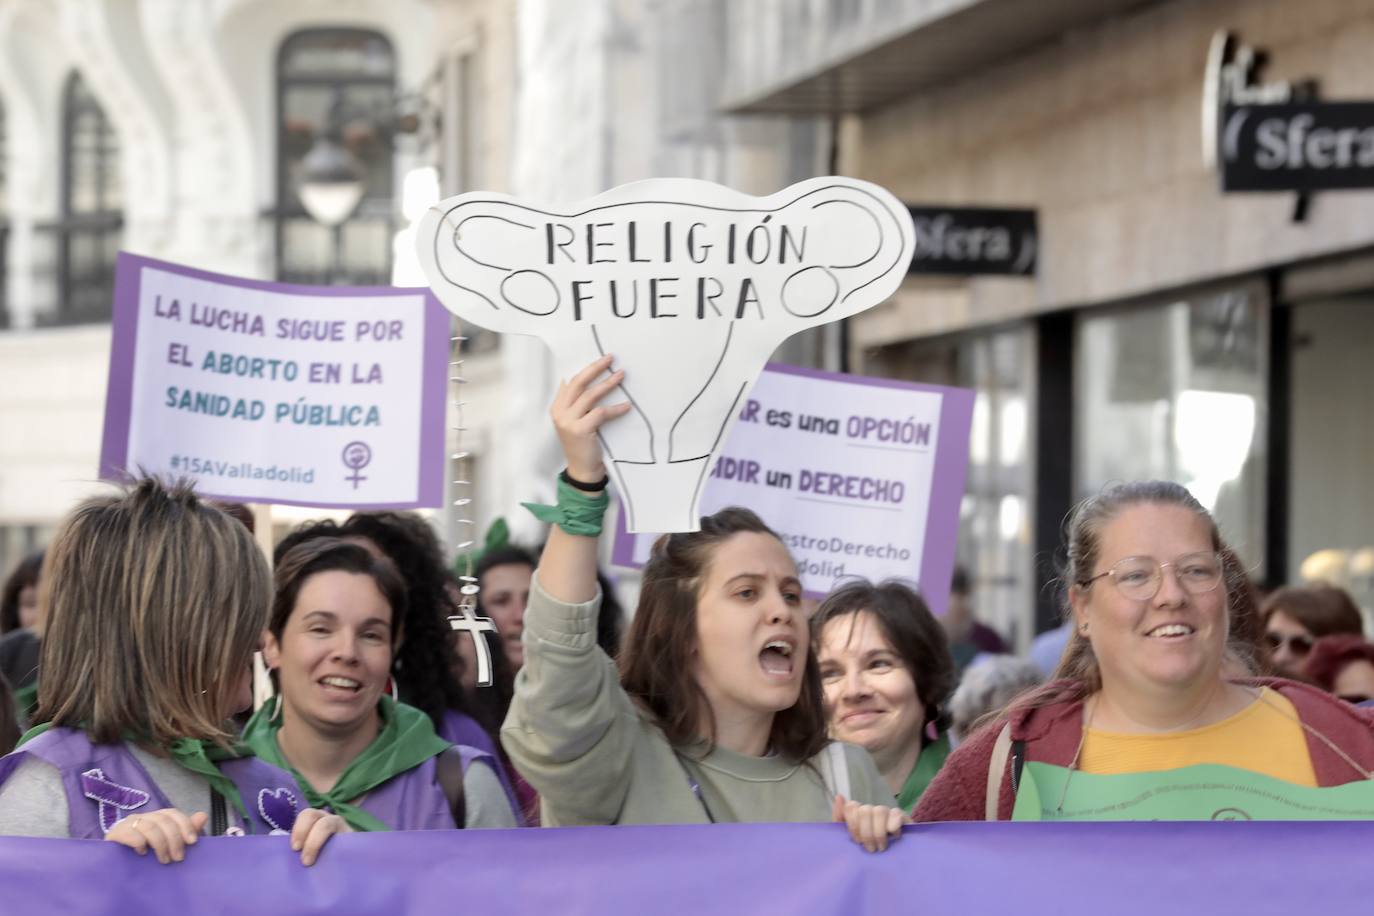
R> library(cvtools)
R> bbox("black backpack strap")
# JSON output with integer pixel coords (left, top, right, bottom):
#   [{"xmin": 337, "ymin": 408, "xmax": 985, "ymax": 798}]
[
  {"xmin": 1010, "ymin": 740, "xmax": 1027, "ymax": 795},
  {"xmin": 435, "ymin": 747, "xmax": 467, "ymax": 829},
  {"xmin": 210, "ymin": 791, "xmax": 228, "ymax": 836}
]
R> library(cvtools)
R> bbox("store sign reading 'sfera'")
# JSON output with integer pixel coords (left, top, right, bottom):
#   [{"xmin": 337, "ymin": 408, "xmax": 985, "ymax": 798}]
[
  {"xmin": 1221, "ymin": 103, "xmax": 1374, "ymax": 191},
  {"xmin": 1200, "ymin": 30, "xmax": 1374, "ymax": 192},
  {"xmin": 906, "ymin": 206, "xmax": 1037, "ymax": 276},
  {"xmin": 417, "ymin": 177, "xmax": 915, "ymax": 533}
]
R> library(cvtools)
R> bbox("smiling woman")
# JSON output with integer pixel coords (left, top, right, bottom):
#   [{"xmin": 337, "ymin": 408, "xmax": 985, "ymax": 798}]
[
  {"xmin": 242, "ymin": 538, "xmax": 516, "ymax": 831},
  {"xmin": 814, "ymin": 581, "xmax": 955, "ymax": 811},
  {"xmin": 914, "ymin": 481, "xmax": 1374, "ymax": 823},
  {"xmin": 501, "ymin": 356, "xmax": 897, "ymax": 843}
]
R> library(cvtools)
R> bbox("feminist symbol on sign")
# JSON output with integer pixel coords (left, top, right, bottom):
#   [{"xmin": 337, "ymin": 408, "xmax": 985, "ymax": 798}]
[
  {"xmin": 342, "ymin": 441, "xmax": 372, "ymax": 489},
  {"xmin": 449, "ymin": 603, "xmax": 497, "ymax": 687}
]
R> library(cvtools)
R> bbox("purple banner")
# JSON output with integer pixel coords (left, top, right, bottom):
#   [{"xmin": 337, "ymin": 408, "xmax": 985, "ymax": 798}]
[
  {"xmin": 99, "ymin": 252, "xmax": 449, "ymax": 510},
  {"xmin": 0, "ymin": 821, "xmax": 1357, "ymax": 915},
  {"xmin": 612, "ymin": 362, "xmax": 973, "ymax": 615}
]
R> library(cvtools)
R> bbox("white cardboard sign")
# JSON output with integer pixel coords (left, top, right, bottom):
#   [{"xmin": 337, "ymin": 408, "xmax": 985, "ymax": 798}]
[
  {"xmin": 99, "ymin": 254, "xmax": 449, "ymax": 509},
  {"xmin": 417, "ymin": 177, "xmax": 915, "ymax": 532}
]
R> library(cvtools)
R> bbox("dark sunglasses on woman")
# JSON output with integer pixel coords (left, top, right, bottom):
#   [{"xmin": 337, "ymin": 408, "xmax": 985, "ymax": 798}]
[{"xmin": 1264, "ymin": 631, "xmax": 1314, "ymax": 657}]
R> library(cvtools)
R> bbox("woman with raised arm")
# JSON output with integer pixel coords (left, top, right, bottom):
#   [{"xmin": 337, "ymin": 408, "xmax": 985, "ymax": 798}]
[
  {"xmin": 0, "ymin": 479, "xmax": 347, "ymax": 865},
  {"xmin": 243, "ymin": 537, "xmax": 515, "ymax": 831},
  {"xmin": 915, "ymin": 481, "xmax": 1374, "ymax": 822},
  {"xmin": 501, "ymin": 356, "xmax": 900, "ymax": 848}
]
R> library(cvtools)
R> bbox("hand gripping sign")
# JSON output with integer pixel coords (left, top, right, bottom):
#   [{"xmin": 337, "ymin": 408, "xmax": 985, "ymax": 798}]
[{"xmin": 417, "ymin": 177, "xmax": 915, "ymax": 532}]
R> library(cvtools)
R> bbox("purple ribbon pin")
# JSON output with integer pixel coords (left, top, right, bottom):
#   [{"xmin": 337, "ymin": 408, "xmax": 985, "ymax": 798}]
[{"xmin": 81, "ymin": 768, "xmax": 150, "ymax": 834}]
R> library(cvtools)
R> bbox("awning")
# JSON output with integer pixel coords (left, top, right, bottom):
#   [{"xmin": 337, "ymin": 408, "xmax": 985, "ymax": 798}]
[{"xmin": 722, "ymin": 0, "xmax": 1162, "ymax": 115}]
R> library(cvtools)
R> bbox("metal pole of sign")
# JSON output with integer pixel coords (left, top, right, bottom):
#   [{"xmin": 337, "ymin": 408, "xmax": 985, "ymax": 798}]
[{"xmin": 250, "ymin": 502, "xmax": 275, "ymax": 712}]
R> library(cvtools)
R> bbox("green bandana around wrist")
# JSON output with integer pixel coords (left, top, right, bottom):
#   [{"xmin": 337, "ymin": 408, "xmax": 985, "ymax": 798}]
[
  {"xmin": 18, "ymin": 720, "xmax": 252, "ymax": 820},
  {"xmin": 242, "ymin": 694, "xmax": 451, "ymax": 832},
  {"xmin": 522, "ymin": 474, "xmax": 610, "ymax": 537},
  {"xmin": 896, "ymin": 731, "xmax": 951, "ymax": 812}
]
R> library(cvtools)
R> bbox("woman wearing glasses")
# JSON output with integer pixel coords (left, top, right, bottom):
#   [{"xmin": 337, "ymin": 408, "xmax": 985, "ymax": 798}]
[
  {"xmin": 913, "ymin": 481, "xmax": 1374, "ymax": 822},
  {"xmin": 1261, "ymin": 585, "xmax": 1365, "ymax": 680}
]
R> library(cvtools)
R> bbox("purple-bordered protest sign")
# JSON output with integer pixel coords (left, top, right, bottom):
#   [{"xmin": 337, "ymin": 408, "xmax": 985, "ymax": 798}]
[
  {"xmin": 99, "ymin": 253, "xmax": 448, "ymax": 509},
  {"xmin": 612, "ymin": 362, "xmax": 973, "ymax": 614}
]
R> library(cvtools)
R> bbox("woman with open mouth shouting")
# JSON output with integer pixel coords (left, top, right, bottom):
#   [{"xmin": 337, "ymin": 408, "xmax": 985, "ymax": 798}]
[
  {"xmin": 915, "ymin": 481, "xmax": 1374, "ymax": 823},
  {"xmin": 501, "ymin": 355, "xmax": 902, "ymax": 849},
  {"xmin": 243, "ymin": 538, "xmax": 516, "ymax": 831}
]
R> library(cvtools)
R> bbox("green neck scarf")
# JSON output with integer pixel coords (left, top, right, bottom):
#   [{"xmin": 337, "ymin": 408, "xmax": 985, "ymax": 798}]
[
  {"xmin": 18, "ymin": 721, "xmax": 252, "ymax": 820},
  {"xmin": 895, "ymin": 732, "xmax": 951, "ymax": 812},
  {"xmin": 242, "ymin": 695, "xmax": 449, "ymax": 832},
  {"xmin": 12, "ymin": 680, "xmax": 37, "ymax": 725}
]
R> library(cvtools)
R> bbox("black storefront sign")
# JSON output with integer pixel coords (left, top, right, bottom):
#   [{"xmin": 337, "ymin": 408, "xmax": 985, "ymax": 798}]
[
  {"xmin": 1221, "ymin": 102, "xmax": 1374, "ymax": 191},
  {"xmin": 906, "ymin": 206, "xmax": 1037, "ymax": 276}
]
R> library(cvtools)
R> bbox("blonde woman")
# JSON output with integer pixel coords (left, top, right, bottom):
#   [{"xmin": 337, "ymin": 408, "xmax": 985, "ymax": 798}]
[
  {"xmin": 916, "ymin": 481, "xmax": 1374, "ymax": 822},
  {"xmin": 0, "ymin": 478, "xmax": 347, "ymax": 865}
]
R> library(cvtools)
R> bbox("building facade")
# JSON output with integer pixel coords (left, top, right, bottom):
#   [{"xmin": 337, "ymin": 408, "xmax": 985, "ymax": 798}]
[
  {"xmin": 724, "ymin": 0, "xmax": 1374, "ymax": 644},
  {"xmin": 0, "ymin": 0, "xmax": 523, "ymax": 572},
  {"xmin": 0, "ymin": 0, "xmax": 832, "ymax": 583}
]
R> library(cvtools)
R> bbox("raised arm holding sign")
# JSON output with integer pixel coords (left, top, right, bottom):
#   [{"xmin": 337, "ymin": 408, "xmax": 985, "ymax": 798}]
[{"xmin": 486, "ymin": 354, "xmax": 902, "ymax": 847}]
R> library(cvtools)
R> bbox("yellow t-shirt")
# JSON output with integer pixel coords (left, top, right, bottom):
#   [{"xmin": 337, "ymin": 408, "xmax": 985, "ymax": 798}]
[{"xmin": 1079, "ymin": 687, "xmax": 1318, "ymax": 786}]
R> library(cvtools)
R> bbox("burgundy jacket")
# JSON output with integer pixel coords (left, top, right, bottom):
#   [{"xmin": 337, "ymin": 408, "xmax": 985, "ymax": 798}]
[{"xmin": 913, "ymin": 678, "xmax": 1374, "ymax": 822}]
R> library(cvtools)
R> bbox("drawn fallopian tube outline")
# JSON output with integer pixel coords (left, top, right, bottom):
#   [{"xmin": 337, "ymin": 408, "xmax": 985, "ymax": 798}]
[{"xmin": 417, "ymin": 177, "xmax": 916, "ymax": 533}]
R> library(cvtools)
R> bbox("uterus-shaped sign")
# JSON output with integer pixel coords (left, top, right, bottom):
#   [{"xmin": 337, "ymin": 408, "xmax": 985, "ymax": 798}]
[{"xmin": 417, "ymin": 177, "xmax": 915, "ymax": 533}]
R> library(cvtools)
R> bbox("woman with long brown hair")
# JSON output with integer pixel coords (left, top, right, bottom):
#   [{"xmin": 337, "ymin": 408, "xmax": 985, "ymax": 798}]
[
  {"xmin": 0, "ymin": 479, "xmax": 348, "ymax": 864},
  {"xmin": 501, "ymin": 356, "xmax": 896, "ymax": 838}
]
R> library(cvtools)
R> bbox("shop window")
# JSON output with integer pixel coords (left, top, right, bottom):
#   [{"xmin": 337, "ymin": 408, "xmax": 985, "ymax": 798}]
[
  {"xmin": 1074, "ymin": 284, "xmax": 1269, "ymax": 573},
  {"xmin": 863, "ymin": 325, "xmax": 1037, "ymax": 648},
  {"xmin": 1288, "ymin": 296, "xmax": 1374, "ymax": 620},
  {"xmin": 274, "ymin": 28, "xmax": 397, "ymax": 284}
]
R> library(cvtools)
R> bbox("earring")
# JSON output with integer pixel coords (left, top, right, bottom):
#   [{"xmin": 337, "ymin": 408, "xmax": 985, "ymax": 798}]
[
  {"xmin": 386, "ymin": 676, "xmax": 400, "ymax": 704},
  {"xmin": 925, "ymin": 720, "xmax": 939, "ymax": 742},
  {"xmin": 269, "ymin": 691, "xmax": 283, "ymax": 724},
  {"xmin": 1078, "ymin": 622, "xmax": 1090, "ymax": 636}
]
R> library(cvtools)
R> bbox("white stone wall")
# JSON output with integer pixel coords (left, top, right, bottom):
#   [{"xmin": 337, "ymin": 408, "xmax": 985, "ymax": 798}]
[{"xmin": 0, "ymin": 327, "xmax": 114, "ymax": 522}]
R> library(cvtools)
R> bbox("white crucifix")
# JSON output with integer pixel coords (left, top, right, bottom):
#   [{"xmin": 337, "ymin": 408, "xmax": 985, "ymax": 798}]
[{"xmin": 449, "ymin": 604, "xmax": 497, "ymax": 687}]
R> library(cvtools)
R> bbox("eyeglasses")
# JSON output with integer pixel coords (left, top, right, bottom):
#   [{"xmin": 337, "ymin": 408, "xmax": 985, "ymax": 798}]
[
  {"xmin": 1263, "ymin": 632, "xmax": 1314, "ymax": 657},
  {"xmin": 1078, "ymin": 552, "xmax": 1223, "ymax": 601}
]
